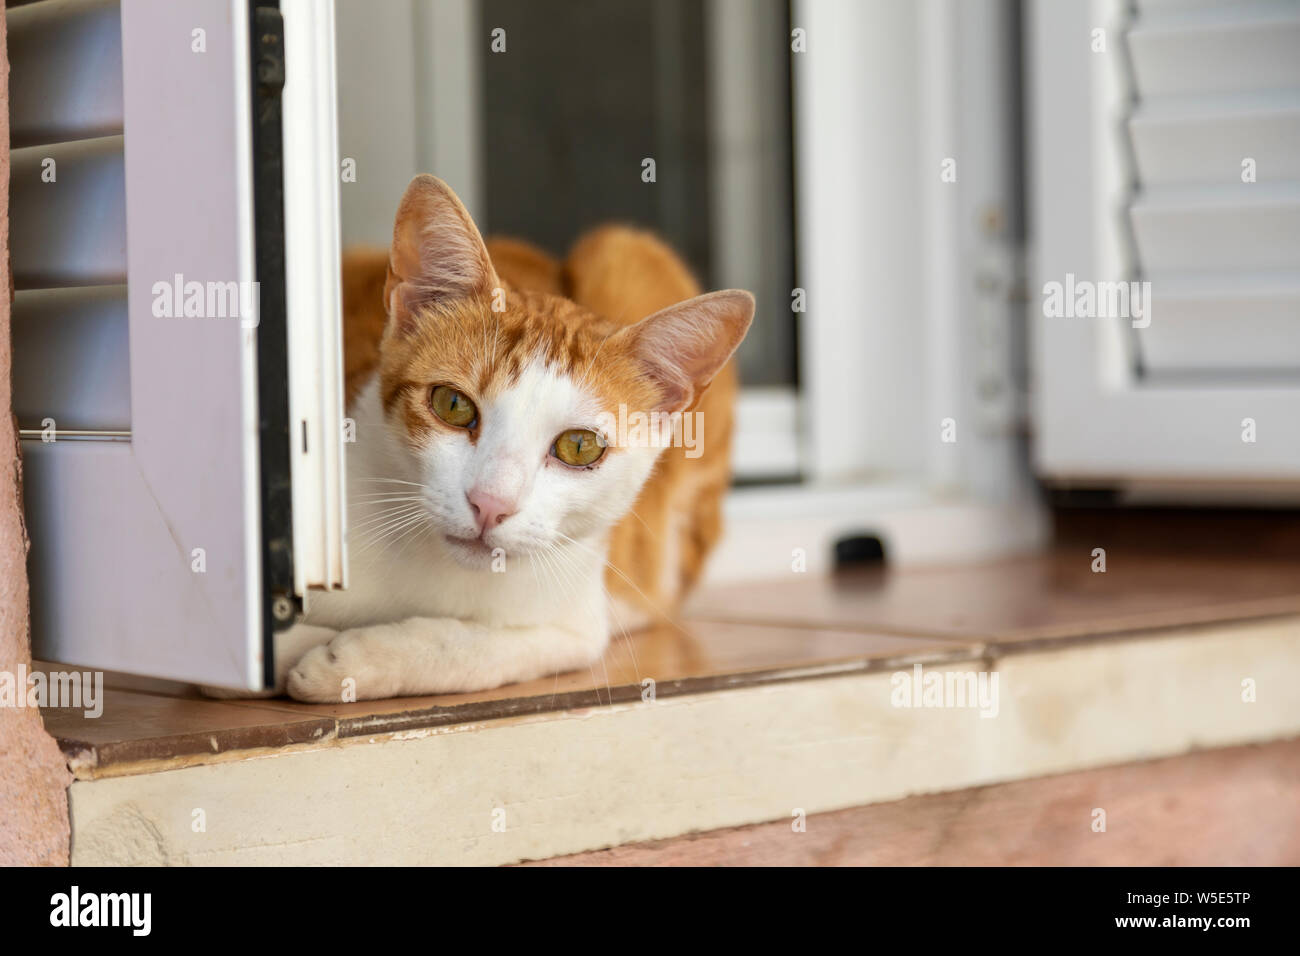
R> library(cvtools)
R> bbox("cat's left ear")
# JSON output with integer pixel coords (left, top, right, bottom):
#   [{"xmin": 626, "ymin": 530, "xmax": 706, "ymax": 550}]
[
  {"xmin": 384, "ymin": 174, "xmax": 501, "ymax": 334},
  {"xmin": 619, "ymin": 290, "xmax": 755, "ymax": 413}
]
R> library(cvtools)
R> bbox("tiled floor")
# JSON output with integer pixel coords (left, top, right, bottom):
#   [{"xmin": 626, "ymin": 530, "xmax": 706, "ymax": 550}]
[
  {"xmin": 686, "ymin": 550, "xmax": 1300, "ymax": 644},
  {"xmin": 38, "ymin": 513, "xmax": 1300, "ymax": 776}
]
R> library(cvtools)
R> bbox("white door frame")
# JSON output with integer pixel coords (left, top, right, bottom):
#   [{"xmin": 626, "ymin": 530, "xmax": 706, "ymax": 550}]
[{"xmin": 282, "ymin": 0, "xmax": 349, "ymax": 597}]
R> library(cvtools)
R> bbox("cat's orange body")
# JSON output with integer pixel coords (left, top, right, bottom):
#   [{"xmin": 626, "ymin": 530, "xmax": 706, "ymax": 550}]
[{"xmin": 341, "ymin": 226, "xmax": 738, "ymax": 624}]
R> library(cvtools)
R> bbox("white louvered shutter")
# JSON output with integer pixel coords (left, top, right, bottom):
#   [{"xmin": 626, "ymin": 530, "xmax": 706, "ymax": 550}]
[
  {"xmin": 1127, "ymin": 0, "xmax": 1300, "ymax": 377},
  {"xmin": 9, "ymin": 0, "xmax": 346, "ymax": 689},
  {"xmin": 1028, "ymin": 0, "xmax": 1300, "ymax": 487}
]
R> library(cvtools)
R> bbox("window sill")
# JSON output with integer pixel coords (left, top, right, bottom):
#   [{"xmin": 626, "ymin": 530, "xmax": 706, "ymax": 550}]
[{"xmin": 39, "ymin": 535, "xmax": 1300, "ymax": 865}]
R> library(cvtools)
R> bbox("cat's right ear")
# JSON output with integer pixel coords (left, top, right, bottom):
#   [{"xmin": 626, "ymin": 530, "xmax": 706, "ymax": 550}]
[
  {"xmin": 618, "ymin": 290, "xmax": 755, "ymax": 413},
  {"xmin": 384, "ymin": 174, "xmax": 500, "ymax": 335}
]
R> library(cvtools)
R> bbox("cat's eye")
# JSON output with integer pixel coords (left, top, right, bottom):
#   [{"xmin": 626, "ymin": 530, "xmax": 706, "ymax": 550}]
[
  {"xmin": 553, "ymin": 429, "xmax": 606, "ymax": 467},
  {"xmin": 430, "ymin": 385, "xmax": 478, "ymax": 428}
]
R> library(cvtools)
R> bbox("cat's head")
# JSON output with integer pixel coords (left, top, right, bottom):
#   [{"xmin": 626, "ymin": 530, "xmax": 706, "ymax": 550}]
[{"xmin": 376, "ymin": 175, "xmax": 753, "ymax": 570}]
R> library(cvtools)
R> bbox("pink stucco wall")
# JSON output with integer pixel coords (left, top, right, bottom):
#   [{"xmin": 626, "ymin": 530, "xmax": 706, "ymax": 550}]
[{"xmin": 0, "ymin": 9, "xmax": 73, "ymax": 867}]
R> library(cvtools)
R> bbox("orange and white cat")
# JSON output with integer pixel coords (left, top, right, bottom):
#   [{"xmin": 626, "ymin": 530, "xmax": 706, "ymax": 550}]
[{"xmin": 262, "ymin": 175, "xmax": 751, "ymax": 702}]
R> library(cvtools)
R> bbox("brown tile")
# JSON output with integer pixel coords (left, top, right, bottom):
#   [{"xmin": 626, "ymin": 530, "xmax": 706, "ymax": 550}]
[
  {"xmin": 39, "ymin": 620, "xmax": 969, "ymax": 767},
  {"xmin": 685, "ymin": 552, "xmax": 1300, "ymax": 642},
  {"xmin": 41, "ymin": 687, "xmax": 335, "ymax": 770},
  {"xmin": 224, "ymin": 619, "xmax": 972, "ymax": 736},
  {"xmin": 1054, "ymin": 506, "xmax": 1300, "ymax": 560}
]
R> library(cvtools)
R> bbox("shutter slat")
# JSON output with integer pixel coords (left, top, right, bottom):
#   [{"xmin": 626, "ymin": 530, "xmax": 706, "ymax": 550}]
[
  {"xmin": 1129, "ymin": 184, "xmax": 1300, "ymax": 275},
  {"xmin": 11, "ymin": 286, "xmax": 130, "ymax": 431},
  {"xmin": 1140, "ymin": 276, "xmax": 1300, "ymax": 375},
  {"xmin": 7, "ymin": 0, "xmax": 124, "ymax": 148},
  {"xmin": 1128, "ymin": 3, "xmax": 1300, "ymax": 97},
  {"xmin": 1129, "ymin": 92, "xmax": 1300, "ymax": 185},
  {"xmin": 9, "ymin": 135, "xmax": 127, "ymax": 288}
]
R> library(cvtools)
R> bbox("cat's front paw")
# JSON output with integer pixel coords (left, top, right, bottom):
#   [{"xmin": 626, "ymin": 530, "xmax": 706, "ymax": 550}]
[{"xmin": 286, "ymin": 629, "xmax": 400, "ymax": 703}]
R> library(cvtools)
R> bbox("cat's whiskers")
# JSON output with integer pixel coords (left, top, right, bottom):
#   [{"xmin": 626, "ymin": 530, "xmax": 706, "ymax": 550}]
[
  {"xmin": 387, "ymin": 512, "xmax": 435, "ymax": 560},
  {"xmin": 600, "ymin": 580, "xmax": 642, "ymax": 682},
  {"xmin": 538, "ymin": 540, "xmax": 611, "ymax": 706},
  {"xmin": 556, "ymin": 527, "xmax": 694, "ymax": 681},
  {"xmin": 349, "ymin": 514, "xmax": 424, "ymax": 547},
  {"xmin": 351, "ymin": 504, "xmax": 423, "ymax": 516},
  {"xmin": 528, "ymin": 543, "xmax": 617, "ymax": 701},
  {"xmin": 491, "ymin": 307, "xmax": 504, "ymax": 369},
  {"xmin": 349, "ymin": 500, "xmax": 426, "ymax": 517},
  {"xmin": 580, "ymin": 332, "xmax": 614, "ymax": 393},
  {"xmin": 533, "ymin": 542, "xmax": 570, "ymax": 591},
  {"xmin": 352, "ymin": 506, "xmax": 432, "ymax": 558},
  {"xmin": 350, "ymin": 503, "xmax": 426, "ymax": 536},
  {"xmin": 537, "ymin": 537, "xmax": 601, "ymax": 611},
  {"xmin": 554, "ymin": 530, "xmax": 668, "ymax": 620},
  {"xmin": 559, "ymin": 538, "xmax": 644, "ymax": 686},
  {"xmin": 529, "ymin": 544, "xmax": 575, "ymax": 606},
  {"xmin": 353, "ymin": 477, "xmax": 425, "ymax": 488},
  {"xmin": 539, "ymin": 540, "xmax": 635, "ymax": 701},
  {"xmin": 526, "ymin": 550, "xmax": 556, "ymax": 601},
  {"xmin": 625, "ymin": 506, "xmax": 659, "ymax": 540},
  {"xmin": 348, "ymin": 520, "xmax": 425, "ymax": 571},
  {"xmin": 522, "ymin": 543, "xmax": 543, "ymax": 593},
  {"xmin": 349, "ymin": 523, "xmax": 425, "ymax": 568}
]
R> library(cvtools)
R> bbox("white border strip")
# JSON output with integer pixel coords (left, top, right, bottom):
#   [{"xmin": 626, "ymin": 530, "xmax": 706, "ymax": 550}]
[{"xmin": 68, "ymin": 617, "xmax": 1300, "ymax": 865}]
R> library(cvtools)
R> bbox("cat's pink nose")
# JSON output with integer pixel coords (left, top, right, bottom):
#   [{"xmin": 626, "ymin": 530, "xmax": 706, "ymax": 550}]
[{"xmin": 467, "ymin": 490, "xmax": 516, "ymax": 534}]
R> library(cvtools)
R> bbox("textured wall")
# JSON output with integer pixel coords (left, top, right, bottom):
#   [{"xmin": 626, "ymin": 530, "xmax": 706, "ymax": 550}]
[{"xmin": 0, "ymin": 8, "xmax": 73, "ymax": 867}]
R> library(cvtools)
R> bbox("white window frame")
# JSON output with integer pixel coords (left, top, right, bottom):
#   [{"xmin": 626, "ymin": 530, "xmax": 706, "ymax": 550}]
[
  {"xmin": 708, "ymin": 0, "xmax": 1044, "ymax": 581},
  {"xmin": 333, "ymin": 0, "xmax": 1045, "ymax": 583}
]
